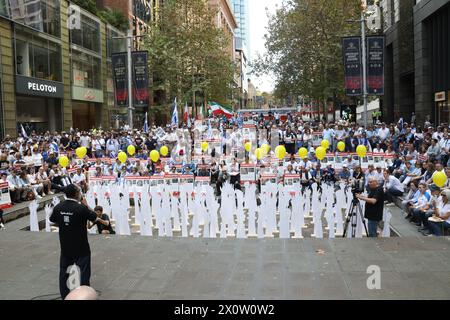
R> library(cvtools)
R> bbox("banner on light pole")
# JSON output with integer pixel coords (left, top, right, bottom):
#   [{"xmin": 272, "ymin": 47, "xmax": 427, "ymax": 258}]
[
  {"xmin": 132, "ymin": 51, "xmax": 149, "ymax": 108},
  {"xmin": 112, "ymin": 53, "xmax": 129, "ymax": 107},
  {"xmin": 367, "ymin": 36, "xmax": 385, "ymax": 96},
  {"xmin": 342, "ymin": 37, "xmax": 363, "ymax": 96}
]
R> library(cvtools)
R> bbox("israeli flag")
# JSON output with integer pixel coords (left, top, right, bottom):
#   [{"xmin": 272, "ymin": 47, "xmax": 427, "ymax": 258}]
[
  {"xmin": 21, "ymin": 124, "xmax": 28, "ymax": 140},
  {"xmin": 171, "ymin": 98, "xmax": 178, "ymax": 127}
]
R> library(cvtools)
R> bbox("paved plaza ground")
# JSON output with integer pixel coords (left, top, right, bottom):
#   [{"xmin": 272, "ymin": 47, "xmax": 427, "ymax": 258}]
[{"xmin": 1, "ymin": 228, "xmax": 450, "ymax": 300}]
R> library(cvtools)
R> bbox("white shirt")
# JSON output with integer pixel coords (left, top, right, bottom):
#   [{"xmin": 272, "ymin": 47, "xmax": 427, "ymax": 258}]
[
  {"xmin": 437, "ymin": 201, "xmax": 450, "ymax": 223},
  {"xmin": 230, "ymin": 163, "xmax": 239, "ymax": 176},
  {"xmin": 415, "ymin": 192, "xmax": 430, "ymax": 208},
  {"xmin": 72, "ymin": 173, "xmax": 86, "ymax": 184},
  {"xmin": 32, "ymin": 153, "xmax": 43, "ymax": 167},
  {"xmin": 92, "ymin": 139, "xmax": 102, "ymax": 151},
  {"xmin": 378, "ymin": 128, "xmax": 390, "ymax": 141},
  {"xmin": 80, "ymin": 135, "xmax": 91, "ymax": 148},
  {"xmin": 385, "ymin": 176, "xmax": 404, "ymax": 192}
]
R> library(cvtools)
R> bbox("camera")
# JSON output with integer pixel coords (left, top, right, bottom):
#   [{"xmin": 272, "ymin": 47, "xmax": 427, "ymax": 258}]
[{"xmin": 351, "ymin": 179, "xmax": 364, "ymax": 195}]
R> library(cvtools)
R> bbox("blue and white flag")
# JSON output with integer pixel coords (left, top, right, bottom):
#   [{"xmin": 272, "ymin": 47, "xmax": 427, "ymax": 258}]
[
  {"xmin": 143, "ymin": 112, "xmax": 149, "ymax": 133},
  {"xmin": 21, "ymin": 124, "xmax": 28, "ymax": 140},
  {"xmin": 171, "ymin": 97, "xmax": 178, "ymax": 127}
]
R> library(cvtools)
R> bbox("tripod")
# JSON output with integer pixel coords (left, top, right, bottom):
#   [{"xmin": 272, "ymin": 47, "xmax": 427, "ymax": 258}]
[{"xmin": 343, "ymin": 195, "xmax": 369, "ymax": 238}]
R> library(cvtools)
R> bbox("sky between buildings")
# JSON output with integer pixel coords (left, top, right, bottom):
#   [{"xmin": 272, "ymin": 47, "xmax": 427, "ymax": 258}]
[{"xmin": 248, "ymin": 0, "xmax": 282, "ymax": 93}]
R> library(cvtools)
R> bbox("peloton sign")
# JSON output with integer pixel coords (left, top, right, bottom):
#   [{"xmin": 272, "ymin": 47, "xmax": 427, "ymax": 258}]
[{"xmin": 15, "ymin": 75, "xmax": 64, "ymax": 98}]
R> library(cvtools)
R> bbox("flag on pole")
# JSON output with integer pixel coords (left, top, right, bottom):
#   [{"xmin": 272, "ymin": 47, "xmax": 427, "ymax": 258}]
[
  {"xmin": 184, "ymin": 102, "xmax": 191, "ymax": 128},
  {"xmin": 171, "ymin": 97, "xmax": 178, "ymax": 127},
  {"xmin": 143, "ymin": 112, "xmax": 149, "ymax": 133},
  {"xmin": 21, "ymin": 124, "xmax": 28, "ymax": 140},
  {"xmin": 208, "ymin": 101, "xmax": 233, "ymax": 119}
]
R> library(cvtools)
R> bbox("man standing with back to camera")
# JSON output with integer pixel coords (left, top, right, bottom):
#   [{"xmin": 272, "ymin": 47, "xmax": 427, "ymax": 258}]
[
  {"xmin": 356, "ymin": 176, "xmax": 385, "ymax": 237},
  {"xmin": 50, "ymin": 184, "xmax": 109, "ymax": 299}
]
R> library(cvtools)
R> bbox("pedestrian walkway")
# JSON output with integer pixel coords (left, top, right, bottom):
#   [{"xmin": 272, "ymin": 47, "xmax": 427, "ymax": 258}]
[{"xmin": 0, "ymin": 231, "xmax": 449, "ymax": 300}]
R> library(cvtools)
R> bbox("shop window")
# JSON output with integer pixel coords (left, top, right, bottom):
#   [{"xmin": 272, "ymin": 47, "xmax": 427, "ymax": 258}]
[
  {"xmin": 14, "ymin": 26, "xmax": 62, "ymax": 81},
  {"xmin": 72, "ymin": 50, "xmax": 101, "ymax": 89}
]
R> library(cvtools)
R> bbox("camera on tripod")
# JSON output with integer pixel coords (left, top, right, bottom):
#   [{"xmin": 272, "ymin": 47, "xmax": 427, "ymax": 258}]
[{"xmin": 351, "ymin": 179, "xmax": 364, "ymax": 195}]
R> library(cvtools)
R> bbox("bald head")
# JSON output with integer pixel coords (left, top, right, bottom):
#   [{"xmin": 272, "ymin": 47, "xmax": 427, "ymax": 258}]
[{"xmin": 65, "ymin": 286, "xmax": 98, "ymax": 300}]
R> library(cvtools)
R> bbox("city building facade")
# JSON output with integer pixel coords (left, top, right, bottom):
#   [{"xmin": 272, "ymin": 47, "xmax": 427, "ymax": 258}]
[
  {"xmin": 381, "ymin": 0, "xmax": 450, "ymax": 125},
  {"xmin": 209, "ymin": 0, "xmax": 237, "ymax": 63},
  {"xmin": 230, "ymin": 0, "xmax": 249, "ymax": 53},
  {"xmin": 0, "ymin": 0, "xmax": 131, "ymax": 137}
]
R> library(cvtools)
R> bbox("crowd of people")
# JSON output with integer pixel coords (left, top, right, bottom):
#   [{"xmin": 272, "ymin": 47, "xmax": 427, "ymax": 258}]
[{"xmin": 0, "ymin": 112, "xmax": 449, "ymax": 235}]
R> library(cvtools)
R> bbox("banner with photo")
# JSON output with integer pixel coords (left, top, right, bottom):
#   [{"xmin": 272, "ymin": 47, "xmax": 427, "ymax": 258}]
[{"xmin": 342, "ymin": 37, "xmax": 362, "ymax": 96}]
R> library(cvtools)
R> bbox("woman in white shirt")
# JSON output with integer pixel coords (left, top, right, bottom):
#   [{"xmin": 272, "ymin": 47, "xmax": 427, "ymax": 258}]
[
  {"xmin": 23, "ymin": 149, "xmax": 34, "ymax": 167},
  {"xmin": 372, "ymin": 143, "xmax": 384, "ymax": 154},
  {"xmin": 27, "ymin": 167, "xmax": 43, "ymax": 198},
  {"xmin": 302, "ymin": 128, "xmax": 313, "ymax": 149},
  {"xmin": 32, "ymin": 148, "xmax": 43, "ymax": 171}
]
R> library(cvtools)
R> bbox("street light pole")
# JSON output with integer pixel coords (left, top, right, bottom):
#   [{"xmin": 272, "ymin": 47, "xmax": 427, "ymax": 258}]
[
  {"xmin": 127, "ymin": 29, "xmax": 134, "ymax": 130},
  {"xmin": 361, "ymin": 11, "xmax": 368, "ymax": 130}
]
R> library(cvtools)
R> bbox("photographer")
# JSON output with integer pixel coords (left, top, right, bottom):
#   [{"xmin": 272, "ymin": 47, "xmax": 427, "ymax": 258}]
[{"xmin": 355, "ymin": 177, "xmax": 384, "ymax": 237}]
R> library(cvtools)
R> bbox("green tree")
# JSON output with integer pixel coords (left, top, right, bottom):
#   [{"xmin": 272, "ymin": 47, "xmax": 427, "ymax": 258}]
[
  {"xmin": 98, "ymin": 7, "xmax": 129, "ymax": 32},
  {"xmin": 142, "ymin": 0, "xmax": 235, "ymax": 119},
  {"xmin": 70, "ymin": 0, "xmax": 98, "ymax": 15},
  {"xmin": 252, "ymin": 0, "xmax": 361, "ymax": 113}
]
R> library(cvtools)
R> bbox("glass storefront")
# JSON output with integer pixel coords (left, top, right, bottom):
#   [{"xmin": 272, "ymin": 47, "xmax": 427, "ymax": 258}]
[
  {"xmin": 16, "ymin": 95, "xmax": 62, "ymax": 132},
  {"xmin": 14, "ymin": 25, "xmax": 62, "ymax": 81}
]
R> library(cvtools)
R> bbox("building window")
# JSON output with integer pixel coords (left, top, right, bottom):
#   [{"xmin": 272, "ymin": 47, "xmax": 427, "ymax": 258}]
[
  {"xmin": 14, "ymin": 25, "xmax": 62, "ymax": 81},
  {"xmin": 71, "ymin": 50, "xmax": 101, "ymax": 89},
  {"xmin": 106, "ymin": 27, "xmax": 126, "ymax": 58},
  {"xmin": 70, "ymin": 11, "xmax": 101, "ymax": 53},
  {"xmin": 6, "ymin": 0, "xmax": 61, "ymax": 37}
]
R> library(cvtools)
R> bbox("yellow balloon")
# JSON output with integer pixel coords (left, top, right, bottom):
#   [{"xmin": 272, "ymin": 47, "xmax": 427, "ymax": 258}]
[
  {"xmin": 433, "ymin": 171, "xmax": 447, "ymax": 188},
  {"xmin": 261, "ymin": 143, "xmax": 270, "ymax": 155},
  {"xmin": 275, "ymin": 145, "xmax": 286, "ymax": 160},
  {"xmin": 201, "ymin": 141, "xmax": 209, "ymax": 152},
  {"xmin": 255, "ymin": 148, "xmax": 263, "ymax": 160},
  {"xmin": 127, "ymin": 145, "xmax": 136, "ymax": 156},
  {"xmin": 337, "ymin": 141, "xmax": 346, "ymax": 152},
  {"xmin": 150, "ymin": 150, "xmax": 160, "ymax": 163},
  {"xmin": 244, "ymin": 142, "xmax": 252, "ymax": 152},
  {"xmin": 298, "ymin": 147, "xmax": 308, "ymax": 159},
  {"xmin": 160, "ymin": 146, "xmax": 169, "ymax": 157},
  {"xmin": 118, "ymin": 151, "xmax": 127, "ymax": 164},
  {"xmin": 76, "ymin": 147, "xmax": 87, "ymax": 159},
  {"xmin": 59, "ymin": 156, "xmax": 69, "ymax": 168},
  {"xmin": 356, "ymin": 145, "xmax": 367, "ymax": 158},
  {"xmin": 316, "ymin": 146, "xmax": 326, "ymax": 161},
  {"xmin": 321, "ymin": 139, "xmax": 330, "ymax": 150}
]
